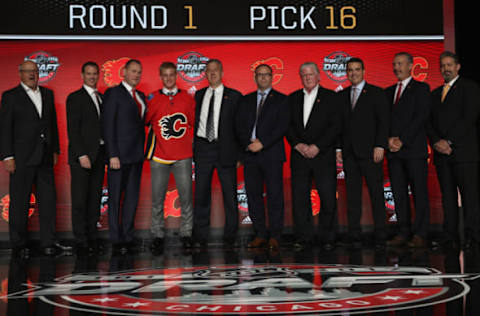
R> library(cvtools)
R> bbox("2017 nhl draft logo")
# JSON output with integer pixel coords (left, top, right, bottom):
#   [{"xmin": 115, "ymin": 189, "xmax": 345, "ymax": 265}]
[
  {"xmin": 2, "ymin": 264, "xmax": 478, "ymax": 315},
  {"xmin": 25, "ymin": 51, "xmax": 60, "ymax": 84},
  {"xmin": 177, "ymin": 52, "xmax": 209, "ymax": 83},
  {"xmin": 323, "ymin": 52, "xmax": 351, "ymax": 83}
]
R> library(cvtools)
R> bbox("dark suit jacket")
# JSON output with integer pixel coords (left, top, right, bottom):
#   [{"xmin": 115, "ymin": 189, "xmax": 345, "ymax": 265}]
[
  {"xmin": 102, "ymin": 83, "xmax": 146, "ymax": 164},
  {"xmin": 286, "ymin": 86, "xmax": 341, "ymax": 161},
  {"xmin": 385, "ymin": 79, "xmax": 431, "ymax": 159},
  {"xmin": 66, "ymin": 87, "xmax": 103, "ymax": 165},
  {"xmin": 338, "ymin": 82, "xmax": 390, "ymax": 159},
  {"xmin": 427, "ymin": 76, "xmax": 480, "ymax": 164},
  {"xmin": 0, "ymin": 84, "xmax": 59, "ymax": 166},
  {"xmin": 193, "ymin": 86, "xmax": 242, "ymax": 166},
  {"xmin": 235, "ymin": 89, "xmax": 289, "ymax": 162}
]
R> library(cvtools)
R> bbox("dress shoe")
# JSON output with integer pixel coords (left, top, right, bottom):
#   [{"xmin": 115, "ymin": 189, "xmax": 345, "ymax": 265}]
[
  {"xmin": 181, "ymin": 236, "xmax": 193, "ymax": 249},
  {"xmin": 293, "ymin": 239, "xmax": 311, "ymax": 250},
  {"xmin": 43, "ymin": 246, "xmax": 57, "ymax": 256},
  {"xmin": 54, "ymin": 241, "xmax": 73, "ymax": 252},
  {"xmin": 387, "ymin": 235, "xmax": 407, "ymax": 247},
  {"xmin": 463, "ymin": 238, "xmax": 476, "ymax": 250},
  {"xmin": 375, "ymin": 239, "xmax": 386, "ymax": 249},
  {"xmin": 248, "ymin": 237, "xmax": 268, "ymax": 248},
  {"xmin": 13, "ymin": 247, "xmax": 30, "ymax": 259},
  {"xmin": 193, "ymin": 239, "xmax": 208, "ymax": 249},
  {"xmin": 323, "ymin": 241, "xmax": 335, "ymax": 250},
  {"xmin": 407, "ymin": 235, "xmax": 426, "ymax": 248},
  {"xmin": 268, "ymin": 238, "xmax": 279, "ymax": 250}
]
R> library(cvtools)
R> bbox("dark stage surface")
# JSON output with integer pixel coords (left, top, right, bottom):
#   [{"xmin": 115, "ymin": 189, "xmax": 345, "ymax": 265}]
[{"xmin": 1, "ymin": 240, "xmax": 480, "ymax": 315}]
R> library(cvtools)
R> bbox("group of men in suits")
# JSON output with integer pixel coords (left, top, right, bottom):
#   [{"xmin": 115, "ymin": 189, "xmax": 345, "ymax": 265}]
[{"xmin": 2, "ymin": 50, "xmax": 479, "ymax": 257}]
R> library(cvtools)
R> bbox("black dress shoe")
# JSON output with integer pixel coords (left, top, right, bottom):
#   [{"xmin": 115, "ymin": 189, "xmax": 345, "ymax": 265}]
[
  {"xmin": 13, "ymin": 247, "xmax": 30, "ymax": 259},
  {"xmin": 181, "ymin": 236, "xmax": 193, "ymax": 249},
  {"xmin": 223, "ymin": 237, "xmax": 236, "ymax": 248},
  {"xmin": 55, "ymin": 241, "xmax": 73, "ymax": 252},
  {"xmin": 193, "ymin": 239, "xmax": 208, "ymax": 249},
  {"xmin": 151, "ymin": 238, "xmax": 164, "ymax": 252},
  {"xmin": 323, "ymin": 241, "xmax": 335, "ymax": 250},
  {"xmin": 43, "ymin": 246, "xmax": 57, "ymax": 256}
]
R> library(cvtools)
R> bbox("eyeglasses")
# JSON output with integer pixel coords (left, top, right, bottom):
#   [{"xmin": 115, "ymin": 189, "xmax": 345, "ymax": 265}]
[
  {"xmin": 20, "ymin": 69, "xmax": 39, "ymax": 74},
  {"xmin": 255, "ymin": 73, "xmax": 272, "ymax": 78}
]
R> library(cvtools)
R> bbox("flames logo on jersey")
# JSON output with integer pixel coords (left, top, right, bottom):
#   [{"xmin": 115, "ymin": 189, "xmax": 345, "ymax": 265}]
[
  {"xmin": 159, "ymin": 113, "xmax": 188, "ymax": 140},
  {"xmin": 102, "ymin": 57, "xmax": 130, "ymax": 87}
]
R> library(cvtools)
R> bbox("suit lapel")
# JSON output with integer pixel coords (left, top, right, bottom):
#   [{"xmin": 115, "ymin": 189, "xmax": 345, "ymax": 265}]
[
  {"xmin": 82, "ymin": 87, "xmax": 101, "ymax": 119},
  {"xmin": 18, "ymin": 85, "xmax": 41, "ymax": 120},
  {"xmin": 305, "ymin": 89, "xmax": 321, "ymax": 129}
]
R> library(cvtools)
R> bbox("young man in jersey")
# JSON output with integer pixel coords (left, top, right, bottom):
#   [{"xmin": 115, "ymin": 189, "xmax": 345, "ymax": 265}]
[{"xmin": 145, "ymin": 62, "xmax": 195, "ymax": 252}]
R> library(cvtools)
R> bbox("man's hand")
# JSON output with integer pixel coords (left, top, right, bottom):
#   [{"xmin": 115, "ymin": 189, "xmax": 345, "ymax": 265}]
[
  {"xmin": 388, "ymin": 137, "xmax": 403, "ymax": 152},
  {"xmin": 109, "ymin": 157, "xmax": 121, "ymax": 170},
  {"xmin": 248, "ymin": 139, "xmax": 264, "ymax": 153},
  {"xmin": 79, "ymin": 156, "xmax": 92, "ymax": 169},
  {"xmin": 373, "ymin": 147, "xmax": 385, "ymax": 163},
  {"xmin": 434, "ymin": 139, "xmax": 452, "ymax": 155},
  {"xmin": 3, "ymin": 159, "xmax": 15, "ymax": 174},
  {"xmin": 294, "ymin": 143, "xmax": 309, "ymax": 157},
  {"xmin": 53, "ymin": 153, "xmax": 58, "ymax": 166},
  {"xmin": 304, "ymin": 144, "xmax": 320, "ymax": 158},
  {"xmin": 336, "ymin": 151, "xmax": 343, "ymax": 164}
]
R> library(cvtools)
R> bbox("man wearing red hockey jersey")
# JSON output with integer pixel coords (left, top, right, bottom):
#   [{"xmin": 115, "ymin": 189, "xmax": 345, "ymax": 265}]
[{"xmin": 145, "ymin": 62, "xmax": 195, "ymax": 252}]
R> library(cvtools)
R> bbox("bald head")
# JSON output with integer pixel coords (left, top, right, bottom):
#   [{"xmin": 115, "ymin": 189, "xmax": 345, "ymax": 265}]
[{"xmin": 19, "ymin": 60, "xmax": 39, "ymax": 89}]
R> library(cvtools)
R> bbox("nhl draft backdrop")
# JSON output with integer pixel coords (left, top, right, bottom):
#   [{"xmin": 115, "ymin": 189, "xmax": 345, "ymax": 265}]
[{"xmin": 0, "ymin": 0, "xmax": 452, "ymax": 238}]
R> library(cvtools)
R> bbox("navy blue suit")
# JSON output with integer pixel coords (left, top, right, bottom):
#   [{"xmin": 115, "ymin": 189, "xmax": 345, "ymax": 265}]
[
  {"xmin": 236, "ymin": 89, "xmax": 289, "ymax": 239},
  {"xmin": 103, "ymin": 83, "xmax": 146, "ymax": 244}
]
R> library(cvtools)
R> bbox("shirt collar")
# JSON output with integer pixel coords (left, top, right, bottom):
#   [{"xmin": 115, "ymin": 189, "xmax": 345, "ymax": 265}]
[
  {"xmin": 20, "ymin": 81, "xmax": 39, "ymax": 93},
  {"xmin": 83, "ymin": 84, "xmax": 97, "ymax": 96},
  {"xmin": 446, "ymin": 75, "xmax": 460, "ymax": 87},
  {"xmin": 399, "ymin": 76, "xmax": 412, "ymax": 87},
  {"xmin": 122, "ymin": 80, "xmax": 135, "ymax": 92},
  {"xmin": 258, "ymin": 87, "xmax": 272, "ymax": 96},
  {"xmin": 352, "ymin": 80, "xmax": 366, "ymax": 91},
  {"xmin": 208, "ymin": 83, "xmax": 224, "ymax": 93},
  {"xmin": 303, "ymin": 84, "xmax": 319, "ymax": 96},
  {"xmin": 162, "ymin": 86, "xmax": 178, "ymax": 95}
]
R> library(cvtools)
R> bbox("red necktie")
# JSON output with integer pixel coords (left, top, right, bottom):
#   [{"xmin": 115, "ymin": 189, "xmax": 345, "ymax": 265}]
[
  {"xmin": 131, "ymin": 88, "xmax": 143, "ymax": 117},
  {"xmin": 394, "ymin": 82, "xmax": 402, "ymax": 104}
]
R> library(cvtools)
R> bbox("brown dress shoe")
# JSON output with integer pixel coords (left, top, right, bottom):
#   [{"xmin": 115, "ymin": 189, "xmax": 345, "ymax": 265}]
[
  {"xmin": 248, "ymin": 237, "xmax": 268, "ymax": 248},
  {"xmin": 386, "ymin": 235, "xmax": 407, "ymax": 247},
  {"xmin": 408, "ymin": 235, "xmax": 426, "ymax": 248},
  {"xmin": 268, "ymin": 238, "xmax": 279, "ymax": 250}
]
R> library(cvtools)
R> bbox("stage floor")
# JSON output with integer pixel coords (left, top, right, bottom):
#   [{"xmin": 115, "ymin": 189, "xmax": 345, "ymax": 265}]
[{"xmin": 1, "ymin": 241, "xmax": 479, "ymax": 315}]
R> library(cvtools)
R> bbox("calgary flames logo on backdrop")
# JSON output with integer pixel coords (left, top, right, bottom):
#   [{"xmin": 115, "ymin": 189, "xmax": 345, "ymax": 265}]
[
  {"xmin": 3, "ymin": 264, "xmax": 478, "ymax": 315},
  {"xmin": 102, "ymin": 57, "xmax": 130, "ymax": 87},
  {"xmin": 159, "ymin": 113, "xmax": 188, "ymax": 140},
  {"xmin": 1, "ymin": 194, "xmax": 36, "ymax": 222},
  {"xmin": 250, "ymin": 57, "xmax": 284, "ymax": 86}
]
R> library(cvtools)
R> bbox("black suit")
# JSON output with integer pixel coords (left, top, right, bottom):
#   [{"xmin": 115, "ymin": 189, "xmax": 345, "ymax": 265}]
[
  {"xmin": 385, "ymin": 79, "xmax": 431, "ymax": 239},
  {"xmin": 0, "ymin": 84, "xmax": 59, "ymax": 248},
  {"xmin": 286, "ymin": 86, "xmax": 341, "ymax": 243},
  {"xmin": 193, "ymin": 85, "xmax": 242, "ymax": 242},
  {"xmin": 236, "ymin": 89, "xmax": 289, "ymax": 240},
  {"xmin": 102, "ymin": 83, "xmax": 146, "ymax": 244},
  {"xmin": 66, "ymin": 86, "xmax": 105, "ymax": 247},
  {"xmin": 338, "ymin": 82, "xmax": 390, "ymax": 241},
  {"xmin": 427, "ymin": 76, "xmax": 480, "ymax": 243}
]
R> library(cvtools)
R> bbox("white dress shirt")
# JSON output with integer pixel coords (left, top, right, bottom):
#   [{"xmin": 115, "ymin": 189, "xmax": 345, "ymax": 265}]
[
  {"xmin": 122, "ymin": 81, "xmax": 145, "ymax": 117},
  {"xmin": 197, "ymin": 84, "xmax": 224, "ymax": 139},
  {"xmin": 20, "ymin": 82, "xmax": 42, "ymax": 118},
  {"xmin": 393, "ymin": 76, "xmax": 412, "ymax": 103},
  {"xmin": 303, "ymin": 84, "xmax": 319, "ymax": 127}
]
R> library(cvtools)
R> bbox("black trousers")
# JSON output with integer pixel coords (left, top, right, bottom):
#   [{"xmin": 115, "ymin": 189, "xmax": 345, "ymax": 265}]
[
  {"xmin": 291, "ymin": 153, "xmax": 337, "ymax": 242},
  {"xmin": 69, "ymin": 146, "xmax": 105, "ymax": 245},
  {"xmin": 388, "ymin": 157, "xmax": 430, "ymax": 238},
  {"xmin": 193, "ymin": 138, "xmax": 238, "ymax": 241},
  {"xmin": 244, "ymin": 159, "xmax": 284, "ymax": 239},
  {"xmin": 9, "ymin": 158, "xmax": 56, "ymax": 248},
  {"xmin": 107, "ymin": 161, "xmax": 143, "ymax": 244},
  {"xmin": 344, "ymin": 155, "xmax": 386, "ymax": 241},
  {"xmin": 435, "ymin": 161, "xmax": 479, "ymax": 243}
]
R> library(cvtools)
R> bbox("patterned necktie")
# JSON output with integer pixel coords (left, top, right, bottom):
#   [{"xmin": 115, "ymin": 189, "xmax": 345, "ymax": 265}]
[
  {"xmin": 351, "ymin": 87, "xmax": 358, "ymax": 109},
  {"xmin": 93, "ymin": 91, "xmax": 102, "ymax": 116},
  {"xmin": 441, "ymin": 83, "xmax": 450, "ymax": 102},
  {"xmin": 394, "ymin": 82, "xmax": 402, "ymax": 104},
  {"xmin": 131, "ymin": 88, "xmax": 142, "ymax": 117},
  {"xmin": 205, "ymin": 90, "xmax": 215, "ymax": 142}
]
